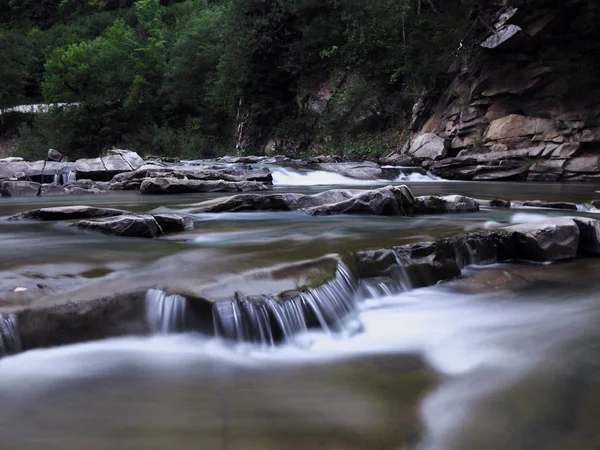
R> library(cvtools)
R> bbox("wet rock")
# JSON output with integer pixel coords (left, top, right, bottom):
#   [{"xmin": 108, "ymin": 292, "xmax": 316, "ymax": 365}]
[
  {"xmin": 47, "ymin": 149, "xmax": 64, "ymax": 162},
  {"xmin": 522, "ymin": 200, "xmax": 578, "ymax": 211},
  {"xmin": 414, "ymin": 195, "xmax": 479, "ymax": 214},
  {"xmin": 504, "ymin": 217, "xmax": 579, "ymax": 262},
  {"xmin": 154, "ymin": 214, "xmax": 194, "ymax": 233},
  {"xmin": 570, "ymin": 216, "xmax": 600, "ymax": 255},
  {"xmin": 16, "ymin": 291, "xmax": 148, "ymax": 352},
  {"xmin": 139, "ymin": 177, "xmax": 268, "ymax": 195},
  {"xmin": 74, "ymin": 215, "xmax": 162, "ymax": 238},
  {"xmin": 193, "ymin": 193, "xmax": 302, "ymax": 213},
  {"xmin": 490, "ymin": 199, "xmax": 511, "ymax": 208},
  {"xmin": 306, "ymin": 186, "xmax": 415, "ymax": 217},
  {"xmin": 1, "ymin": 181, "xmax": 40, "ymax": 197},
  {"xmin": 9, "ymin": 206, "xmax": 128, "ymax": 221}
]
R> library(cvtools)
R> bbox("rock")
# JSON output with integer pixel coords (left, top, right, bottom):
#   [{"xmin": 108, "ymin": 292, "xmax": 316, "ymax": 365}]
[
  {"xmin": 40, "ymin": 184, "xmax": 67, "ymax": 196},
  {"xmin": 65, "ymin": 186, "xmax": 93, "ymax": 195},
  {"xmin": 551, "ymin": 143, "xmax": 580, "ymax": 159},
  {"xmin": 481, "ymin": 24, "xmax": 526, "ymax": 50},
  {"xmin": 153, "ymin": 214, "xmax": 194, "ymax": 233},
  {"xmin": 1, "ymin": 181, "xmax": 40, "ymax": 197},
  {"xmin": 504, "ymin": 218, "xmax": 580, "ymax": 262},
  {"xmin": 528, "ymin": 159, "xmax": 566, "ymax": 180},
  {"xmin": 47, "ymin": 149, "xmax": 64, "ymax": 162},
  {"xmin": 414, "ymin": 195, "xmax": 479, "ymax": 214},
  {"xmin": 408, "ymin": 133, "xmax": 448, "ymax": 160},
  {"xmin": 0, "ymin": 157, "xmax": 23, "ymax": 163},
  {"xmin": 306, "ymin": 186, "xmax": 415, "ymax": 217},
  {"xmin": 139, "ymin": 178, "xmax": 267, "ymax": 195},
  {"xmin": 16, "ymin": 292, "xmax": 148, "ymax": 352},
  {"xmin": 107, "ymin": 149, "xmax": 144, "ymax": 170},
  {"xmin": 309, "ymin": 162, "xmax": 383, "ymax": 180},
  {"xmin": 490, "ymin": 199, "xmax": 511, "ymax": 208},
  {"xmin": 76, "ymin": 151, "xmax": 145, "ymax": 181},
  {"xmin": 74, "ymin": 215, "xmax": 163, "ymax": 238},
  {"xmin": 565, "ymin": 156, "xmax": 600, "ymax": 173},
  {"xmin": 485, "ymin": 114, "xmax": 555, "ymax": 141},
  {"xmin": 9, "ymin": 206, "xmax": 128, "ymax": 221},
  {"xmin": 472, "ymin": 165, "xmax": 530, "ymax": 181},
  {"xmin": 521, "ymin": 200, "xmax": 578, "ymax": 211},
  {"xmin": 193, "ymin": 193, "xmax": 302, "ymax": 213}
]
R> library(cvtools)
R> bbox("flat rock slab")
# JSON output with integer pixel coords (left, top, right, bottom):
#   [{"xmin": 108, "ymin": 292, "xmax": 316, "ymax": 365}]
[
  {"xmin": 309, "ymin": 162, "xmax": 383, "ymax": 180},
  {"xmin": 73, "ymin": 214, "xmax": 193, "ymax": 238},
  {"xmin": 139, "ymin": 178, "xmax": 268, "ymax": 195},
  {"xmin": 522, "ymin": 200, "xmax": 578, "ymax": 211},
  {"xmin": 9, "ymin": 206, "xmax": 129, "ymax": 221}
]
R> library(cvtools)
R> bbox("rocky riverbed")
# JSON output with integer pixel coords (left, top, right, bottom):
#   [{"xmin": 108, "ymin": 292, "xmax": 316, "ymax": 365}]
[{"xmin": 2, "ymin": 163, "xmax": 600, "ymax": 450}]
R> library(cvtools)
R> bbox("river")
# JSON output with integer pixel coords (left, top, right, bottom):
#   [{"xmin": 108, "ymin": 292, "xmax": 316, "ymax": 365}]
[{"xmin": 1, "ymin": 164, "xmax": 600, "ymax": 449}]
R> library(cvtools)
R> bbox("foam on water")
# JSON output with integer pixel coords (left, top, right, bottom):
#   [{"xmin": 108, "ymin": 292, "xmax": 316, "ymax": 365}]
[
  {"xmin": 271, "ymin": 167, "xmax": 377, "ymax": 186},
  {"xmin": 510, "ymin": 212, "xmax": 551, "ymax": 224}
]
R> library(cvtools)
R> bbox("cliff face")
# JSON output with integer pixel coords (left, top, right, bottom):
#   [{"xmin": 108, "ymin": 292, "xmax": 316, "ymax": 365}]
[{"xmin": 385, "ymin": 2, "xmax": 600, "ymax": 181}]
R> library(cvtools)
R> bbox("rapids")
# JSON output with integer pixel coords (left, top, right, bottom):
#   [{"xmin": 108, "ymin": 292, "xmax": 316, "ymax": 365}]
[{"xmin": 2, "ymin": 162, "xmax": 600, "ymax": 449}]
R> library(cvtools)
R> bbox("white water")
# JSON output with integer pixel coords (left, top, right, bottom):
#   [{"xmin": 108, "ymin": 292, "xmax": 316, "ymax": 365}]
[
  {"xmin": 145, "ymin": 289, "xmax": 188, "ymax": 334},
  {"xmin": 271, "ymin": 166, "xmax": 442, "ymax": 186},
  {"xmin": 271, "ymin": 167, "xmax": 378, "ymax": 186}
]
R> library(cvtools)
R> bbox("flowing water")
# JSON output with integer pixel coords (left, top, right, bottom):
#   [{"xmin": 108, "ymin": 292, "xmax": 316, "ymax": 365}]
[{"xmin": 2, "ymin": 164, "xmax": 600, "ymax": 449}]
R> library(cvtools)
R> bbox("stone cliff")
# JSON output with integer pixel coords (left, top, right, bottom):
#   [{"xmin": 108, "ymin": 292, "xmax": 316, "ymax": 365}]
[{"xmin": 384, "ymin": 2, "xmax": 600, "ymax": 181}]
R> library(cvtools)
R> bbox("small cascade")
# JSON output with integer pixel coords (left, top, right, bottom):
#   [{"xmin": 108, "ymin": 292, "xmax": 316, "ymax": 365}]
[
  {"xmin": 359, "ymin": 278, "xmax": 400, "ymax": 300},
  {"xmin": 53, "ymin": 163, "xmax": 77, "ymax": 185},
  {"xmin": 145, "ymin": 289, "xmax": 188, "ymax": 334},
  {"xmin": 212, "ymin": 262, "xmax": 360, "ymax": 346},
  {"xmin": 0, "ymin": 314, "xmax": 22, "ymax": 357}
]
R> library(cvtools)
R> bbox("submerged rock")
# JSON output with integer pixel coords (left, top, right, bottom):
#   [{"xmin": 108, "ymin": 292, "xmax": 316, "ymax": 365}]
[
  {"xmin": 139, "ymin": 177, "xmax": 268, "ymax": 195},
  {"xmin": 9, "ymin": 205, "xmax": 128, "ymax": 221},
  {"xmin": 73, "ymin": 213, "xmax": 193, "ymax": 238}
]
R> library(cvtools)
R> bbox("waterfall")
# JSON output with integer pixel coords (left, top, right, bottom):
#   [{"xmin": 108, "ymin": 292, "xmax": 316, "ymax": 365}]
[
  {"xmin": 0, "ymin": 314, "xmax": 21, "ymax": 357},
  {"xmin": 212, "ymin": 262, "xmax": 359, "ymax": 346},
  {"xmin": 64, "ymin": 171, "xmax": 77, "ymax": 184},
  {"xmin": 145, "ymin": 289, "xmax": 188, "ymax": 334}
]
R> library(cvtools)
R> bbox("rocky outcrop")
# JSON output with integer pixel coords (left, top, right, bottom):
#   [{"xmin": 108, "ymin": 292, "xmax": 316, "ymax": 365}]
[
  {"xmin": 139, "ymin": 178, "xmax": 268, "ymax": 195},
  {"xmin": 73, "ymin": 213, "xmax": 194, "ymax": 238},
  {"xmin": 9, "ymin": 206, "xmax": 128, "ymax": 221},
  {"xmin": 383, "ymin": 3, "xmax": 600, "ymax": 181},
  {"xmin": 191, "ymin": 185, "xmax": 416, "ymax": 216}
]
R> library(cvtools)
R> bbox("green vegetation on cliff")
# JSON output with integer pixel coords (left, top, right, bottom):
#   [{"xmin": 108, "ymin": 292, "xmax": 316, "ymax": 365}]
[{"xmin": 1, "ymin": 0, "xmax": 598, "ymax": 159}]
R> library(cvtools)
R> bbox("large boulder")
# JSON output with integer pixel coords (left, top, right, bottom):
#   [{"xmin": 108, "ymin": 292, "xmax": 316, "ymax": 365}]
[
  {"xmin": 504, "ymin": 217, "xmax": 580, "ymax": 262},
  {"xmin": 1, "ymin": 181, "xmax": 40, "ymax": 197},
  {"xmin": 408, "ymin": 133, "xmax": 448, "ymax": 160},
  {"xmin": 306, "ymin": 186, "xmax": 415, "ymax": 216},
  {"xmin": 47, "ymin": 149, "xmax": 64, "ymax": 162},
  {"xmin": 9, "ymin": 205, "xmax": 128, "ymax": 221},
  {"xmin": 414, "ymin": 195, "xmax": 479, "ymax": 214},
  {"xmin": 139, "ymin": 177, "xmax": 268, "ymax": 195}
]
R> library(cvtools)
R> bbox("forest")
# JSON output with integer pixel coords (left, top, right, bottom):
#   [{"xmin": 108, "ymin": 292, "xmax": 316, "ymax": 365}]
[{"xmin": 0, "ymin": 0, "xmax": 591, "ymax": 159}]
